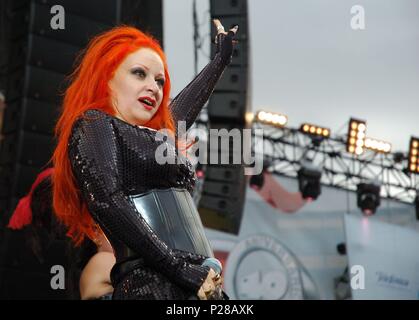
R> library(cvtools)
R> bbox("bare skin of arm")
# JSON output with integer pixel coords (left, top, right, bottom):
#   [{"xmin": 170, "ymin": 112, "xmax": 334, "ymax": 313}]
[
  {"xmin": 79, "ymin": 251, "xmax": 116, "ymax": 300},
  {"xmin": 96, "ymin": 231, "xmax": 114, "ymax": 254},
  {"xmin": 80, "ymin": 231, "xmax": 115, "ymax": 300}
]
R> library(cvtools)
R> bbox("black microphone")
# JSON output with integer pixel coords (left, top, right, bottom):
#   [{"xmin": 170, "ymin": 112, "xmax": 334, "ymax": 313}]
[{"xmin": 202, "ymin": 257, "xmax": 222, "ymax": 275}]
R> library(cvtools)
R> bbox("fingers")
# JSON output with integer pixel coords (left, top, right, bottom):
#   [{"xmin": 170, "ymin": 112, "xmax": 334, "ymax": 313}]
[
  {"xmin": 213, "ymin": 19, "xmax": 225, "ymax": 35},
  {"xmin": 213, "ymin": 18, "xmax": 222, "ymax": 29},
  {"xmin": 208, "ymin": 268, "xmax": 217, "ymax": 278},
  {"xmin": 213, "ymin": 19, "xmax": 239, "ymax": 36},
  {"xmin": 205, "ymin": 270, "xmax": 216, "ymax": 290},
  {"xmin": 230, "ymin": 25, "xmax": 239, "ymax": 35},
  {"xmin": 197, "ymin": 287, "xmax": 207, "ymax": 300},
  {"xmin": 213, "ymin": 274, "xmax": 223, "ymax": 287},
  {"xmin": 208, "ymin": 268, "xmax": 223, "ymax": 286},
  {"xmin": 198, "ymin": 280, "xmax": 214, "ymax": 300},
  {"xmin": 197, "ymin": 268, "xmax": 224, "ymax": 300},
  {"xmin": 203, "ymin": 280, "xmax": 214, "ymax": 293}
]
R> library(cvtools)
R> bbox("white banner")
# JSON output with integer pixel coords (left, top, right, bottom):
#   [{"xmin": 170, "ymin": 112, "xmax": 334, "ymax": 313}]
[{"xmin": 345, "ymin": 214, "xmax": 419, "ymax": 299}]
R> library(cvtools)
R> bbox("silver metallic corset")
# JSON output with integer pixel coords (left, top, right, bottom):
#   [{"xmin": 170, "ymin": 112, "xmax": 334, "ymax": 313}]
[{"xmin": 125, "ymin": 188, "xmax": 214, "ymax": 258}]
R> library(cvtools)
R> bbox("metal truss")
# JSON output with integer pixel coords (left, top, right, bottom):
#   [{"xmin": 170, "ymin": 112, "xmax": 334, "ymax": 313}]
[
  {"xmin": 194, "ymin": 115, "xmax": 418, "ymax": 204},
  {"xmin": 253, "ymin": 122, "xmax": 418, "ymax": 204}
]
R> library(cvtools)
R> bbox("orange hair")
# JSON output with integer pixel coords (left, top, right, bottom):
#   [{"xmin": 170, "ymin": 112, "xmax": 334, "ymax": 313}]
[{"xmin": 52, "ymin": 26, "xmax": 174, "ymax": 245}]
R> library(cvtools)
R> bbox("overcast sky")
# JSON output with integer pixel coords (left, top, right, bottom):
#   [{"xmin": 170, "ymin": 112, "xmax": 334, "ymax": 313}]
[{"xmin": 164, "ymin": 0, "xmax": 419, "ymax": 153}]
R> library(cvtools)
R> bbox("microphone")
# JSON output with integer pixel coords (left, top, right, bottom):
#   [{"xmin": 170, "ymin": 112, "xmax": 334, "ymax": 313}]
[{"xmin": 202, "ymin": 257, "xmax": 222, "ymax": 275}]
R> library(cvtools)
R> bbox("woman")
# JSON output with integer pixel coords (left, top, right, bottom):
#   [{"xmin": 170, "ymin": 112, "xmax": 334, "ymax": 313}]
[{"xmin": 52, "ymin": 20, "xmax": 237, "ymax": 300}]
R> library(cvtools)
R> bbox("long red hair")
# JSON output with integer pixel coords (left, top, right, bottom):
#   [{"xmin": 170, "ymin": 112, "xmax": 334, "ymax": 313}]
[{"xmin": 52, "ymin": 26, "xmax": 174, "ymax": 245}]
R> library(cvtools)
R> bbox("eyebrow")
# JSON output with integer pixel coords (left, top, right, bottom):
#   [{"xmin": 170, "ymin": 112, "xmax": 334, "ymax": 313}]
[{"xmin": 135, "ymin": 63, "xmax": 149, "ymax": 71}]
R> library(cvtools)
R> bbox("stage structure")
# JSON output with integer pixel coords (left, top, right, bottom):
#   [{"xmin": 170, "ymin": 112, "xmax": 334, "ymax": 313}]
[{"xmin": 253, "ymin": 121, "xmax": 418, "ymax": 205}]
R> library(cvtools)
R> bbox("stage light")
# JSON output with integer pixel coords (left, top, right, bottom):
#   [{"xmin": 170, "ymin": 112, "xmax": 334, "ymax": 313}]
[
  {"xmin": 298, "ymin": 165, "xmax": 322, "ymax": 201},
  {"xmin": 407, "ymin": 137, "xmax": 419, "ymax": 174},
  {"xmin": 364, "ymin": 138, "xmax": 392, "ymax": 154},
  {"xmin": 245, "ymin": 112, "xmax": 254, "ymax": 124},
  {"xmin": 300, "ymin": 123, "xmax": 331, "ymax": 139},
  {"xmin": 255, "ymin": 110, "xmax": 288, "ymax": 128},
  {"xmin": 249, "ymin": 172, "xmax": 265, "ymax": 190},
  {"xmin": 393, "ymin": 152, "xmax": 405, "ymax": 163},
  {"xmin": 357, "ymin": 182, "xmax": 381, "ymax": 215},
  {"xmin": 347, "ymin": 118, "xmax": 366, "ymax": 155}
]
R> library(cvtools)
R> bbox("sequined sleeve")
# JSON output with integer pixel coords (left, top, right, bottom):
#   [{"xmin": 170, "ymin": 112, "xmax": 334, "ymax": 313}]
[
  {"xmin": 68, "ymin": 112, "xmax": 209, "ymax": 292},
  {"xmin": 169, "ymin": 32, "xmax": 235, "ymax": 131},
  {"xmin": 173, "ymin": 249, "xmax": 207, "ymax": 265}
]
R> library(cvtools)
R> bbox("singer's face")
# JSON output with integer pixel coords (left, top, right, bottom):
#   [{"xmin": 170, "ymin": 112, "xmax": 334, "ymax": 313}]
[{"xmin": 109, "ymin": 48, "xmax": 165, "ymax": 126}]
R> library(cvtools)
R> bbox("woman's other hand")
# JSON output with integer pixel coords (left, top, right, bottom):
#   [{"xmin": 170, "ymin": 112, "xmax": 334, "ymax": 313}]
[
  {"xmin": 197, "ymin": 268, "xmax": 218, "ymax": 300},
  {"xmin": 213, "ymin": 18, "xmax": 239, "ymax": 38},
  {"xmin": 212, "ymin": 19, "xmax": 239, "ymax": 62}
]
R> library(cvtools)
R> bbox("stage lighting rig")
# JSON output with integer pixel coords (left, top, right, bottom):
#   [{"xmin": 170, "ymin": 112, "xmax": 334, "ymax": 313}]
[
  {"xmin": 300, "ymin": 123, "xmax": 330, "ymax": 138},
  {"xmin": 393, "ymin": 152, "xmax": 405, "ymax": 164},
  {"xmin": 297, "ymin": 162, "xmax": 322, "ymax": 201},
  {"xmin": 300, "ymin": 123, "xmax": 330, "ymax": 146},
  {"xmin": 357, "ymin": 182, "xmax": 381, "ymax": 215},
  {"xmin": 407, "ymin": 137, "xmax": 419, "ymax": 174},
  {"xmin": 249, "ymin": 160, "xmax": 272, "ymax": 190},
  {"xmin": 255, "ymin": 111, "xmax": 288, "ymax": 128},
  {"xmin": 249, "ymin": 172, "xmax": 265, "ymax": 190},
  {"xmin": 346, "ymin": 118, "xmax": 366, "ymax": 156},
  {"xmin": 364, "ymin": 138, "xmax": 392, "ymax": 154}
]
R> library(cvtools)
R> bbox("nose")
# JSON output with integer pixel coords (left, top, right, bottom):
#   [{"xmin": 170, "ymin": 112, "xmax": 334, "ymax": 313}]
[{"xmin": 145, "ymin": 79, "xmax": 160, "ymax": 95}]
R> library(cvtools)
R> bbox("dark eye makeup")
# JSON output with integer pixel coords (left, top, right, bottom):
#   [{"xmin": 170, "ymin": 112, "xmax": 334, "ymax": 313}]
[{"xmin": 131, "ymin": 67, "xmax": 165, "ymax": 87}]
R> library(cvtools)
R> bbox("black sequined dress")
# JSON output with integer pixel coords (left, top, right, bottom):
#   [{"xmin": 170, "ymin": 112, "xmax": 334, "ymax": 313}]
[{"xmin": 68, "ymin": 32, "xmax": 234, "ymax": 299}]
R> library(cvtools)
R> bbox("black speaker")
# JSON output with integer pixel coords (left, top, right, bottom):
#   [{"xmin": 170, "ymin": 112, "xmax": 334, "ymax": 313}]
[
  {"xmin": 199, "ymin": 165, "xmax": 247, "ymax": 234},
  {"xmin": 208, "ymin": 0, "xmax": 249, "ymax": 125},
  {"xmin": 198, "ymin": 0, "xmax": 250, "ymax": 235},
  {"xmin": 207, "ymin": 92, "xmax": 246, "ymax": 121},
  {"xmin": 2, "ymin": 98, "xmax": 59, "ymax": 135}
]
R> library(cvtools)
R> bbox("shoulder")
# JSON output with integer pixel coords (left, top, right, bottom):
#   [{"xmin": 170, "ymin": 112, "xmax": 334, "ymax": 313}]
[
  {"xmin": 72, "ymin": 109, "xmax": 113, "ymax": 133},
  {"xmin": 84, "ymin": 108, "xmax": 108, "ymax": 117},
  {"xmin": 73, "ymin": 109, "xmax": 163, "ymax": 138},
  {"xmin": 69, "ymin": 109, "xmax": 117, "ymax": 148},
  {"xmin": 81, "ymin": 109, "xmax": 111, "ymax": 124}
]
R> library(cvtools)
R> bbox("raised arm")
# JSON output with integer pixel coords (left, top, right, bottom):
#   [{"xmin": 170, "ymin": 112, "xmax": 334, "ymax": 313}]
[
  {"xmin": 169, "ymin": 22, "xmax": 238, "ymax": 132},
  {"xmin": 68, "ymin": 111, "xmax": 209, "ymax": 293}
]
